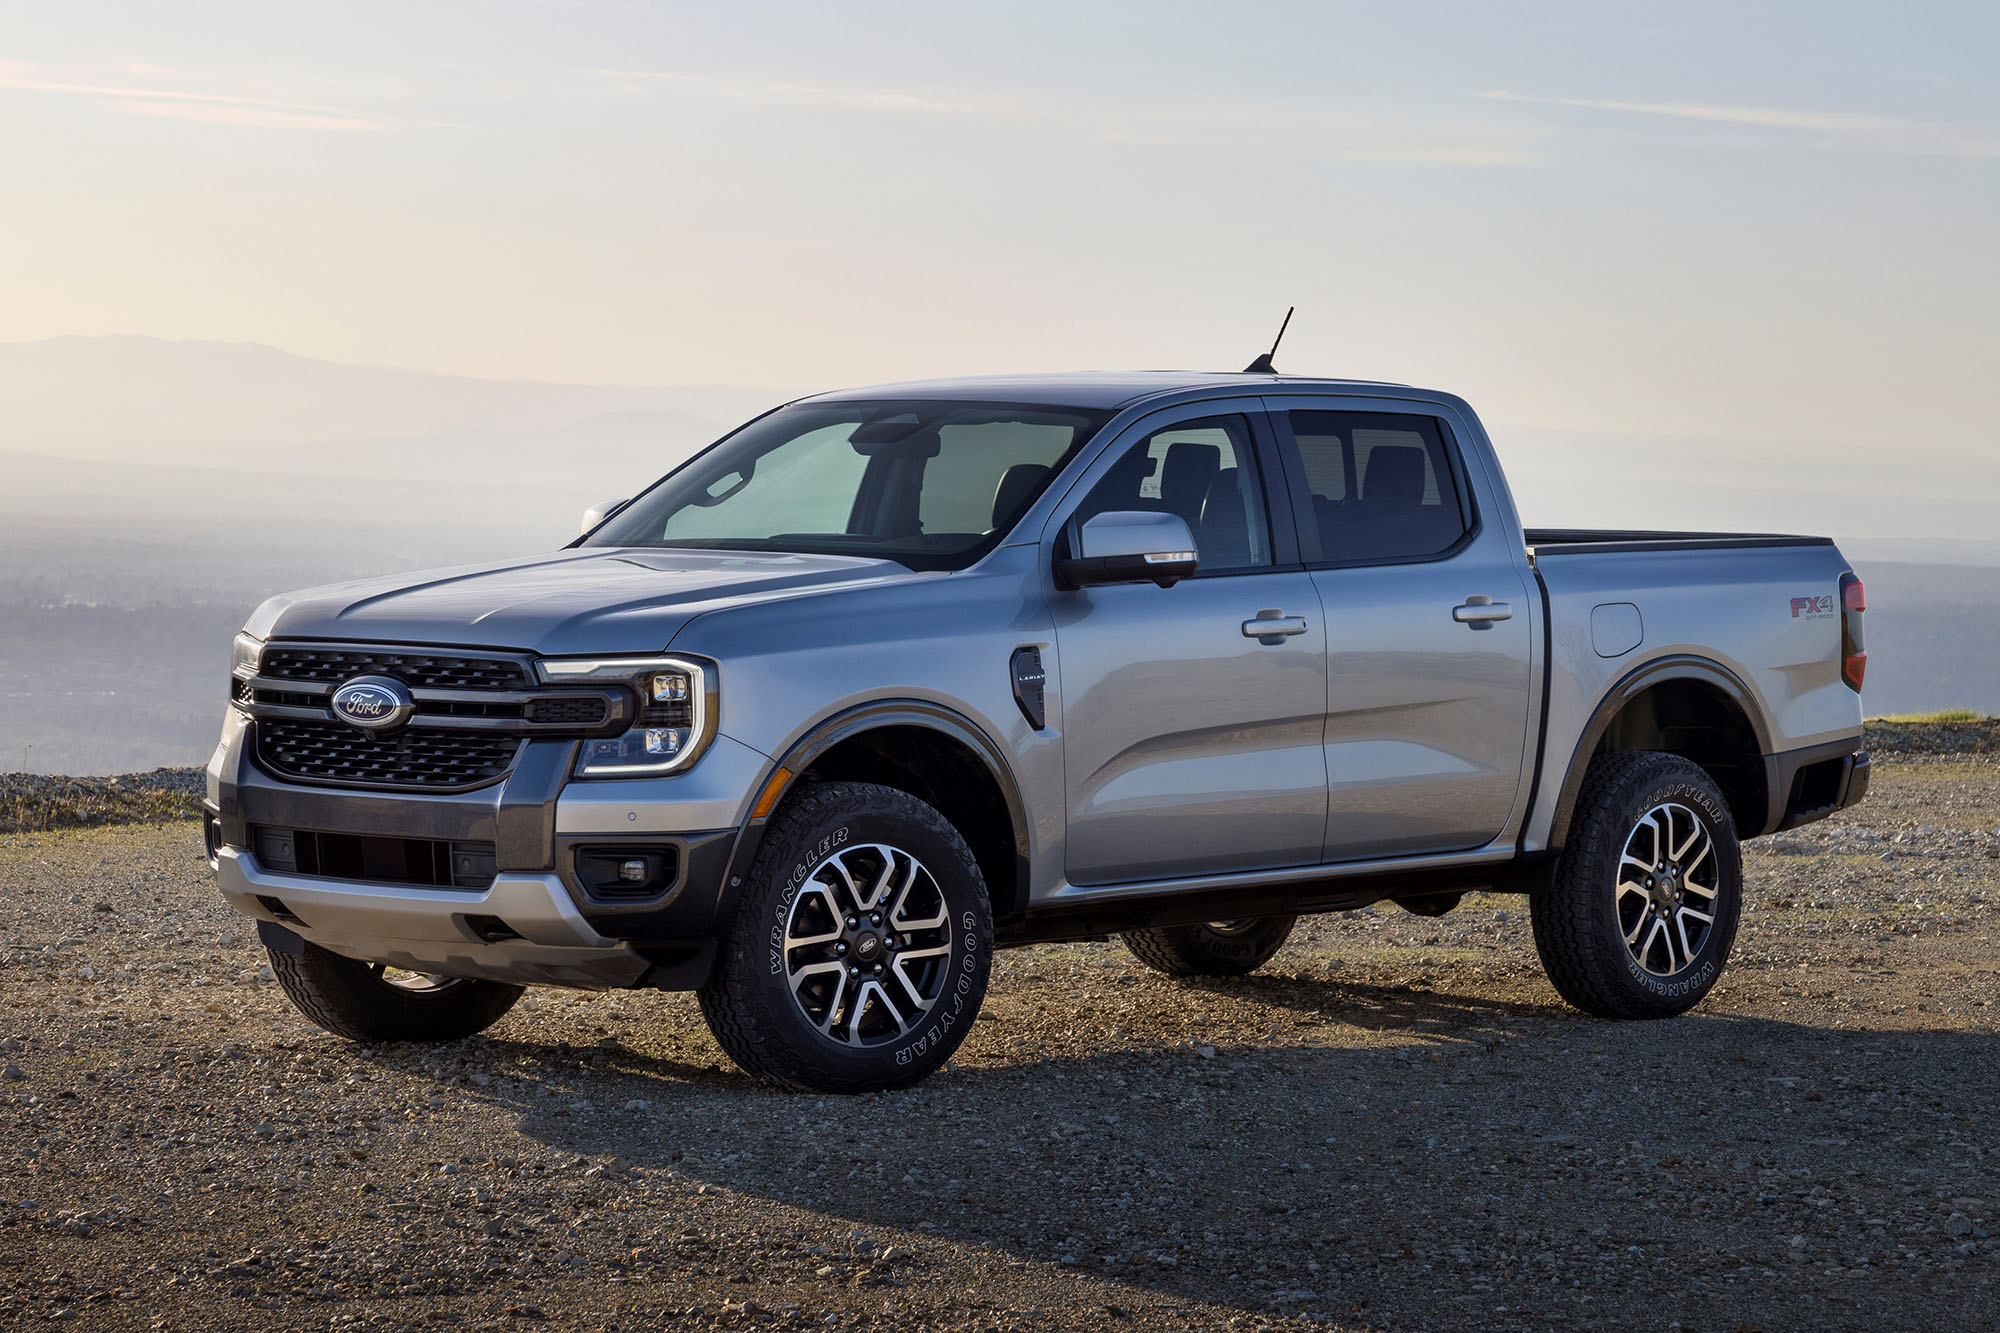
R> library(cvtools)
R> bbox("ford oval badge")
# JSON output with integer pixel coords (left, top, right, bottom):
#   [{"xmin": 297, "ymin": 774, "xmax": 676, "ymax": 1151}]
[{"xmin": 330, "ymin": 675, "xmax": 415, "ymax": 732}]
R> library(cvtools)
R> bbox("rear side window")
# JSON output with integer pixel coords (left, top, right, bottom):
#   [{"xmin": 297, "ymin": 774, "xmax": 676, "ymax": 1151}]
[{"xmin": 1286, "ymin": 411, "xmax": 1469, "ymax": 563}]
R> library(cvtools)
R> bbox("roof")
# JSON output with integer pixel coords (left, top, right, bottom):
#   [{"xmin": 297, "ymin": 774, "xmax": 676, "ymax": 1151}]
[{"xmin": 801, "ymin": 371, "xmax": 1417, "ymax": 411}]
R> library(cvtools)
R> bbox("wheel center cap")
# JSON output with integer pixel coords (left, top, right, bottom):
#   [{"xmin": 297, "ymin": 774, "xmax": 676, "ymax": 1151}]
[{"xmin": 852, "ymin": 932, "xmax": 884, "ymax": 963}]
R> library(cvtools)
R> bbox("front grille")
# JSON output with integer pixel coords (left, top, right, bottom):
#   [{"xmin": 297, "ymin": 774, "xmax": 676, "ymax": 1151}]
[
  {"xmin": 525, "ymin": 696, "xmax": 610, "ymax": 726},
  {"xmin": 260, "ymin": 647, "xmax": 531, "ymax": 691},
  {"xmin": 257, "ymin": 719, "xmax": 521, "ymax": 790},
  {"xmin": 253, "ymin": 825, "xmax": 497, "ymax": 889}
]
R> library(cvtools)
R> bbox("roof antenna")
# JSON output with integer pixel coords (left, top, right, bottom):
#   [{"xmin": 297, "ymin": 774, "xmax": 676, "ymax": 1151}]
[{"xmin": 1242, "ymin": 306, "xmax": 1294, "ymax": 374}]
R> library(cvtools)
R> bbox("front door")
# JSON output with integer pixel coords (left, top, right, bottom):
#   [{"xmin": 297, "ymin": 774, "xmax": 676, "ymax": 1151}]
[
  {"xmin": 1269, "ymin": 403, "xmax": 1535, "ymax": 861},
  {"xmin": 1048, "ymin": 406, "xmax": 1330, "ymax": 885}
]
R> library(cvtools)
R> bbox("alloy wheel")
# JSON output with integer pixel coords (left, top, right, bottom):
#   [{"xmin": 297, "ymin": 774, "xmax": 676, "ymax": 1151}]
[
  {"xmin": 781, "ymin": 843, "xmax": 954, "ymax": 1046},
  {"xmin": 1614, "ymin": 801, "xmax": 1720, "ymax": 976}
]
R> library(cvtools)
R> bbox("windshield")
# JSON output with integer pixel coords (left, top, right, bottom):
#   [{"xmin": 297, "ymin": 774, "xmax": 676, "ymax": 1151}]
[{"xmin": 585, "ymin": 399, "xmax": 1110, "ymax": 569}]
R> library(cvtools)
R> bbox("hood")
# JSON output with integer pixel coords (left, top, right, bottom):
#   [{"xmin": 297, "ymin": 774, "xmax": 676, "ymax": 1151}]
[{"xmin": 245, "ymin": 547, "xmax": 926, "ymax": 656}]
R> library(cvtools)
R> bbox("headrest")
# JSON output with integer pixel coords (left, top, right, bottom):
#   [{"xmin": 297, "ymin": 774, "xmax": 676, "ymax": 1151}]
[
  {"xmin": 1161, "ymin": 442, "xmax": 1221, "ymax": 516},
  {"xmin": 1362, "ymin": 446, "xmax": 1427, "ymax": 506},
  {"xmin": 991, "ymin": 462, "xmax": 1051, "ymax": 529}
]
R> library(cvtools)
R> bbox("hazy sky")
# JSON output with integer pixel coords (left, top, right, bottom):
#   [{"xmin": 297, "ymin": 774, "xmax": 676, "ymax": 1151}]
[{"xmin": 3, "ymin": 1, "xmax": 1997, "ymax": 458}]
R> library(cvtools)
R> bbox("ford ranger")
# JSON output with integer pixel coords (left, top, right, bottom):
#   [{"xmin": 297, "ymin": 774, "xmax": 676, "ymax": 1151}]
[{"xmin": 207, "ymin": 373, "xmax": 1871, "ymax": 1092}]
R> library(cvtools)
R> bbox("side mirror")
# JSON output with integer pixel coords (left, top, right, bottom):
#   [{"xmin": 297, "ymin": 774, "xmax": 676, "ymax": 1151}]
[
  {"xmin": 581, "ymin": 497, "xmax": 628, "ymax": 535},
  {"xmin": 1056, "ymin": 511, "xmax": 1199, "ymax": 589}
]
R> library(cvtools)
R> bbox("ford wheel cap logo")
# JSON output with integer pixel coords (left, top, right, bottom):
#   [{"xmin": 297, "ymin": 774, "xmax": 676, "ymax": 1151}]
[{"xmin": 330, "ymin": 675, "xmax": 415, "ymax": 732}]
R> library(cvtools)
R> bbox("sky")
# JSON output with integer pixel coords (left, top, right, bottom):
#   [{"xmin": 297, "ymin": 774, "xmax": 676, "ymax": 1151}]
[{"xmin": 2, "ymin": 1, "xmax": 1997, "ymax": 471}]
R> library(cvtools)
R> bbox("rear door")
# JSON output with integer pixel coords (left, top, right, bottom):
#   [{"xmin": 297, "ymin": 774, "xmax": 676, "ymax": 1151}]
[
  {"xmin": 1046, "ymin": 402, "xmax": 1330, "ymax": 885},
  {"xmin": 1264, "ymin": 399, "xmax": 1535, "ymax": 861}
]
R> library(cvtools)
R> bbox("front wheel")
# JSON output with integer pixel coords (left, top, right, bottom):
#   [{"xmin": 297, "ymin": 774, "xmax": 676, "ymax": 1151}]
[
  {"xmin": 1122, "ymin": 916, "xmax": 1297, "ymax": 978},
  {"xmin": 1531, "ymin": 751, "xmax": 1743, "ymax": 1019},
  {"xmin": 698, "ymin": 781, "xmax": 993, "ymax": 1093},
  {"xmin": 268, "ymin": 941, "xmax": 524, "ymax": 1042}
]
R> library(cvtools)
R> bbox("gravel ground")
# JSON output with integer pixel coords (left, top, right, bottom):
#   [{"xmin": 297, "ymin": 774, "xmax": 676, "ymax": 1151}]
[{"xmin": 2, "ymin": 753, "xmax": 1997, "ymax": 1331}]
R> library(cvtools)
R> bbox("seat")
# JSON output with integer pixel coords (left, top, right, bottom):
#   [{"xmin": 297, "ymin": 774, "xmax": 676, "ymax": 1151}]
[
  {"xmin": 1160, "ymin": 442, "xmax": 1221, "ymax": 529},
  {"xmin": 1198, "ymin": 467, "xmax": 1252, "ymax": 570},
  {"xmin": 1360, "ymin": 446, "xmax": 1427, "ymax": 506},
  {"xmin": 991, "ymin": 463, "xmax": 1052, "ymax": 530}
]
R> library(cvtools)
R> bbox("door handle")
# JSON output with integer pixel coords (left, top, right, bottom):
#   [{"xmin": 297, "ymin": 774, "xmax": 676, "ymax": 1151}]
[
  {"xmin": 1242, "ymin": 609, "xmax": 1308, "ymax": 642},
  {"xmin": 1453, "ymin": 597, "xmax": 1513, "ymax": 626}
]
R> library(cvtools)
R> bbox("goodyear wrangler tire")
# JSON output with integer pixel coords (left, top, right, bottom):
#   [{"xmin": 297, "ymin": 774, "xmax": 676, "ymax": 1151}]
[
  {"xmin": 698, "ymin": 781, "xmax": 993, "ymax": 1093},
  {"xmin": 267, "ymin": 940, "xmax": 523, "ymax": 1042},
  {"xmin": 1531, "ymin": 751, "xmax": 1743, "ymax": 1020},
  {"xmin": 1122, "ymin": 916, "xmax": 1297, "ymax": 978}
]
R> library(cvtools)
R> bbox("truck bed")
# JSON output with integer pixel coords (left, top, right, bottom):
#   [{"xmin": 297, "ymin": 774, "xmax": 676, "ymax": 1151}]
[{"xmin": 1525, "ymin": 529, "xmax": 1835, "ymax": 557}]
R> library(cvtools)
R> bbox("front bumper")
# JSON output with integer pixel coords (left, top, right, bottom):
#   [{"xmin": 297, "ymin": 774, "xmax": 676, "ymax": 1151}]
[
  {"xmin": 216, "ymin": 847, "xmax": 652, "ymax": 987},
  {"xmin": 208, "ymin": 711, "xmax": 769, "ymax": 985}
]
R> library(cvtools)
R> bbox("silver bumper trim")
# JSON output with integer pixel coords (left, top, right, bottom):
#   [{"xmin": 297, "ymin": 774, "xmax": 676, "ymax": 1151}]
[{"xmin": 215, "ymin": 848, "xmax": 650, "ymax": 989}]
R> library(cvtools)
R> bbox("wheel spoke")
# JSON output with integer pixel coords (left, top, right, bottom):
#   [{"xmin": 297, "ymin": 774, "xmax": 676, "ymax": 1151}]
[
  {"xmin": 785, "ymin": 884, "xmax": 844, "ymax": 948},
  {"xmin": 821, "ymin": 854, "xmax": 863, "ymax": 913},
  {"xmin": 1673, "ymin": 911, "xmax": 1696, "ymax": 968},
  {"xmin": 1681, "ymin": 905, "xmax": 1714, "ymax": 926},
  {"xmin": 860, "ymin": 850, "xmax": 900, "ymax": 913},
  {"xmin": 1641, "ymin": 916, "xmax": 1667, "ymax": 969},
  {"xmin": 1671, "ymin": 819, "xmax": 1706, "ymax": 863}
]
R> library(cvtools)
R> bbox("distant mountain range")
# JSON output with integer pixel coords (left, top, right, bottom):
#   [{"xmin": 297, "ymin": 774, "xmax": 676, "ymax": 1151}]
[{"xmin": 0, "ymin": 334, "xmax": 787, "ymax": 487}]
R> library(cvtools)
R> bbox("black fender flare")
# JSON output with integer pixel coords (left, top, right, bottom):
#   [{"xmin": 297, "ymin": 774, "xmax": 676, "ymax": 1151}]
[
  {"xmin": 718, "ymin": 699, "xmax": 1033, "ymax": 918},
  {"xmin": 1544, "ymin": 654, "xmax": 1773, "ymax": 850}
]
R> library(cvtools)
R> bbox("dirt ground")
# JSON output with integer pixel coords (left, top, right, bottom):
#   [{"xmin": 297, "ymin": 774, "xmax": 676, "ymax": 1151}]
[{"xmin": 1, "ymin": 755, "xmax": 1996, "ymax": 1331}]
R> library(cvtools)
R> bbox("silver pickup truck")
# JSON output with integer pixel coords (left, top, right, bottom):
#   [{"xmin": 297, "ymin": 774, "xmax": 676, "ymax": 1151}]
[{"xmin": 208, "ymin": 372, "xmax": 1870, "ymax": 1092}]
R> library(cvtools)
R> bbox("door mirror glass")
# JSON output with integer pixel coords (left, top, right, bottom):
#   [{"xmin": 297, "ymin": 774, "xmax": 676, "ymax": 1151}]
[
  {"xmin": 1057, "ymin": 511, "xmax": 1199, "ymax": 589},
  {"xmin": 581, "ymin": 497, "xmax": 628, "ymax": 535}
]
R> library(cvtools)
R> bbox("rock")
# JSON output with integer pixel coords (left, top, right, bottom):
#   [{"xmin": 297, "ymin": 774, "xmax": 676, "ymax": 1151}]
[
  {"xmin": 0, "ymin": 1037, "xmax": 20, "ymax": 1053},
  {"xmin": 254, "ymin": 1122, "xmax": 276, "ymax": 1139},
  {"xmin": 1, "ymin": 1063, "xmax": 24, "ymax": 1081},
  {"xmin": 1947, "ymin": 1213, "xmax": 1974, "ymax": 1237}
]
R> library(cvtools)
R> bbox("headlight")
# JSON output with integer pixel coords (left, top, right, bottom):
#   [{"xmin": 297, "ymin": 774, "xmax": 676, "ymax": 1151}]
[
  {"xmin": 232, "ymin": 632, "xmax": 264, "ymax": 677},
  {"xmin": 230, "ymin": 632, "xmax": 264, "ymax": 711},
  {"xmin": 535, "ymin": 656, "xmax": 714, "ymax": 777}
]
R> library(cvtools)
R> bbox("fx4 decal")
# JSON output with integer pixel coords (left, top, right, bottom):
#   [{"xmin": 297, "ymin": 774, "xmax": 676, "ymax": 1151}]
[{"xmin": 1791, "ymin": 594, "xmax": 1835, "ymax": 620}]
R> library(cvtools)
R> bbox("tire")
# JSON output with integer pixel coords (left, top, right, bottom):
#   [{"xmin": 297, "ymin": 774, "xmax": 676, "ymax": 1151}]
[
  {"xmin": 698, "ymin": 781, "xmax": 994, "ymax": 1093},
  {"xmin": 1122, "ymin": 916, "xmax": 1297, "ymax": 978},
  {"xmin": 1531, "ymin": 751, "xmax": 1743, "ymax": 1019},
  {"xmin": 268, "ymin": 941, "xmax": 524, "ymax": 1042}
]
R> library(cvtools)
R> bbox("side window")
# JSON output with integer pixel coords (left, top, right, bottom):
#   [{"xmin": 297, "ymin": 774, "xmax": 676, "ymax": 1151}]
[
  {"xmin": 1286, "ymin": 411, "xmax": 1468, "ymax": 564},
  {"xmin": 1073, "ymin": 414, "xmax": 1272, "ymax": 573}
]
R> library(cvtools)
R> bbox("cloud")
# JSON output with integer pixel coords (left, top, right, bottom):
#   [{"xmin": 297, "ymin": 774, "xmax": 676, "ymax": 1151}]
[
  {"xmin": 1485, "ymin": 90, "xmax": 2000, "ymax": 157},
  {"xmin": 0, "ymin": 64, "xmax": 392, "ymax": 132},
  {"xmin": 578, "ymin": 68, "xmax": 1541, "ymax": 167}
]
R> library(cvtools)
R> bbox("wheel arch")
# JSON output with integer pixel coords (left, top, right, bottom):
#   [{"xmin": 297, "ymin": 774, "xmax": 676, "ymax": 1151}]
[
  {"xmin": 723, "ymin": 701, "xmax": 1032, "ymax": 923},
  {"xmin": 1547, "ymin": 655, "xmax": 1773, "ymax": 849}
]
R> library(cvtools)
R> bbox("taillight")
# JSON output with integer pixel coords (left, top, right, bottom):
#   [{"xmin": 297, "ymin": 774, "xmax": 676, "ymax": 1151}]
[{"xmin": 1839, "ymin": 572, "xmax": 1866, "ymax": 693}]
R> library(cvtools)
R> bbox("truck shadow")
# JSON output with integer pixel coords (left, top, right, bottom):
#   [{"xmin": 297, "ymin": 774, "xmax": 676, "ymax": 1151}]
[{"xmin": 359, "ymin": 973, "xmax": 2000, "ymax": 1327}]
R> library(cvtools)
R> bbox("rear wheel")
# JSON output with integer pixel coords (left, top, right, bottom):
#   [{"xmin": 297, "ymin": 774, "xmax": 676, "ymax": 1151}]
[
  {"xmin": 698, "ymin": 781, "xmax": 993, "ymax": 1093},
  {"xmin": 1122, "ymin": 916, "xmax": 1296, "ymax": 978},
  {"xmin": 268, "ymin": 941, "xmax": 523, "ymax": 1042},
  {"xmin": 1531, "ymin": 751, "xmax": 1742, "ymax": 1019}
]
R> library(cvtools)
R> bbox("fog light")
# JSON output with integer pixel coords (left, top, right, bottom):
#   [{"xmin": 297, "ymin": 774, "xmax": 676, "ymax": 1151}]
[{"xmin": 618, "ymin": 859, "xmax": 648, "ymax": 883}]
